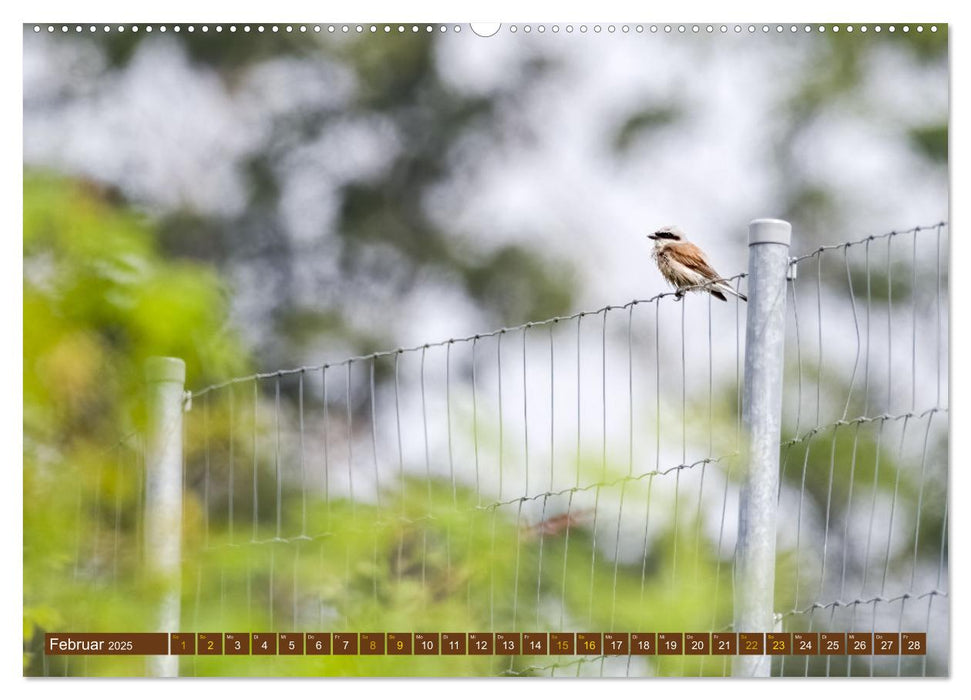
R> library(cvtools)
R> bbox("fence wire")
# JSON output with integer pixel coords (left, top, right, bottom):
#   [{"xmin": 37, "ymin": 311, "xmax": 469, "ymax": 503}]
[
  {"xmin": 172, "ymin": 279, "xmax": 749, "ymax": 678},
  {"xmin": 34, "ymin": 222, "xmax": 948, "ymax": 677},
  {"xmin": 773, "ymin": 223, "xmax": 948, "ymax": 677}
]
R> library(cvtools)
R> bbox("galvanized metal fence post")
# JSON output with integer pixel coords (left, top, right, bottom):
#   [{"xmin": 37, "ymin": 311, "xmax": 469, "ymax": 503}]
[
  {"xmin": 144, "ymin": 357, "xmax": 186, "ymax": 677},
  {"xmin": 733, "ymin": 219, "xmax": 791, "ymax": 677}
]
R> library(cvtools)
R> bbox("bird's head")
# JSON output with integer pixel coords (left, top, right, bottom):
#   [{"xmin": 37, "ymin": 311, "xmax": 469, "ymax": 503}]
[{"xmin": 648, "ymin": 226, "xmax": 684, "ymax": 242}]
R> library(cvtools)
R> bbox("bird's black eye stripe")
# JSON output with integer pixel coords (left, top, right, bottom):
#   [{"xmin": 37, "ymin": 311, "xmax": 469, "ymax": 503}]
[{"xmin": 653, "ymin": 231, "xmax": 676, "ymax": 240}]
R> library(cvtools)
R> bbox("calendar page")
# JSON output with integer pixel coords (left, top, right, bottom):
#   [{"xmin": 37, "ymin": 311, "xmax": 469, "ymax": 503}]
[{"xmin": 23, "ymin": 17, "xmax": 949, "ymax": 679}]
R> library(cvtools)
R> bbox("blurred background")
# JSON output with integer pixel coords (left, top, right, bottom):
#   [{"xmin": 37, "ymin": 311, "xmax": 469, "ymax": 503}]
[{"xmin": 23, "ymin": 24, "xmax": 948, "ymax": 676}]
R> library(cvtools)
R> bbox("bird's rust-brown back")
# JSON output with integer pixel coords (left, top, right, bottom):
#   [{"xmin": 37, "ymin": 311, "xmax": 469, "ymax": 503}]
[{"xmin": 666, "ymin": 241, "xmax": 722, "ymax": 281}]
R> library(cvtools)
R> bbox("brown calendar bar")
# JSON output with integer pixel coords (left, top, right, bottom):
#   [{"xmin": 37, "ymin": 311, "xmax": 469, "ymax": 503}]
[
  {"xmin": 523, "ymin": 633, "xmax": 548, "ymax": 655},
  {"xmin": 387, "ymin": 633, "xmax": 412, "ymax": 655},
  {"xmin": 360, "ymin": 633, "xmax": 385, "ymax": 655},
  {"xmin": 252, "ymin": 633, "xmax": 276, "ymax": 655},
  {"xmin": 279, "ymin": 633, "xmax": 303, "ymax": 655},
  {"xmin": 712, "ymin": 633, "xmax": 736, "ymax": 655},
  {"xmin": 333, "ymin": 633, "xmax": 358, "ymax": 654},
  {"xmin": 550, "ymin": 632, "xmax": 575, "ymax": 655},
  {"xmin": 630, "ymin": 633, "xmax": 656, "ymax": 655},
  {"xmin": 44, "ymin": 633, "xmax": 169, "ymax": 656},
  {"xmin": 657, "ymin": 633, "xmax": 683, "ymax": 655},
  {"xmin": 685, "ymin": 633, "xmax": 710, "ymax": 656},
  {"xmin": 577, "ymin": 633, "xmax": 602, "ymax": 655},
  {"xmin": 793, "ymin": 632, "xmax": 818, "ymax": 655},
  {"xmin": 198, "ymin": 633, "xmax": 222, "ymax": 655},
  {"xmin": 224, "ymin": 633, "xmax": 249, "ymax": 655},
  {"xmin": 40, "ymin": 631, "xmax": 929, "ymax": 656},
  {"xmin": 441, "ymin": 633, "xmax": 466, "ymax": 655},
  {"xmin": 739, "ymin": 633, "xmax": 764, "ymax": 655},
  {"xmin": 821, "ymin": 632, "xmax": 845, "ymax": 655},
  {"xmin": 469, "ymin": 633, "xmax": 494, "ymax": 655},
  {"xmin": 495, "ymin": 633, "xmax": 521, "ymax": 655},
  {"xmin": 306, "ymin": 633, "xmax": 330, "ymax": 655},
  {"xmin": 414, "ymin": 633, "xmax": 439, "ymax": 655},
  {"xmin": 901, "ymin": 633, "xmax": 926, "ymax": 655},
  {"xmin": 603, "ymin": 633, "xmax": 629, "ymax": 655},
  {"xmin": 171, "ymin": 633, "xmax": 195, "ymax": 655},
  {"xmin": 767, "ymin": 632, "xmax": 791, "ymax": 655},
  {"xmin": 874, "ymin": 633, "xmax": 899, "ymax": 655},
  {"xmin": 848, "ymin": 633, "xmax": 872, "ymax": 655}
]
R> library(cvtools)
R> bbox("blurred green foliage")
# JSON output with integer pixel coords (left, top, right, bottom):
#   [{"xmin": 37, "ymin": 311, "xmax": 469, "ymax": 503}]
[
  {"xmin": 909, "ymin": 124, "xmax": 948, "ymax": 164},
  {"xmin": 159, "ymin": 386, "xmax": 740, "ymax": 677},
  {"xmin": 23, "ymin": 171, "xmax": 250, "ymax": 673},
  {"xmin": 129, "ymin": 31, "xmax": 579, "ymax": 368},
  {"xmin": 772, "ymin": 30, "xmax": 945, "ymax": 239},
  {"xmin": 24, "ymin": 172, "xmax": 249, "ymax": 404},
  {"xmin": 612, "ymin": 106, "xmax": 683, "ymax": 154}
]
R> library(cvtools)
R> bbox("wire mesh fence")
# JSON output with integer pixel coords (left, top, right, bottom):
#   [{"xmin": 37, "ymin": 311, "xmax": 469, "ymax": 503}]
[
  {"xmin": 172, "ymin": 279, "xmax": 751, "ymax": 677},
  {"xmin": 772, "ymin": 223, "xmax": 948, "ymax": 676},
  {"xmin": 30, "ymin": 222, "xmax": 948, "ymax": 677}
]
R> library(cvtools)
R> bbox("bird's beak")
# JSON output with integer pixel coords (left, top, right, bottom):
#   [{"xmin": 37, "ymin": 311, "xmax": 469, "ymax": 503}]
[{"xmin": 647, "ymin": 233, "xmax": 657, "ymax": 240}]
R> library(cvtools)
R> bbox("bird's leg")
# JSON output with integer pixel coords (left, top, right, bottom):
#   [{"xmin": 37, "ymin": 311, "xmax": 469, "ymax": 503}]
[{"xmin": 674, "ymin": 289, "xmax": 685, "ymax": 300}]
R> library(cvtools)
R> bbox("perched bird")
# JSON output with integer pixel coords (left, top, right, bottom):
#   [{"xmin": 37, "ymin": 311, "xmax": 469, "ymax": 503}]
[{"xmin": 647, "ymin": 226, "xmax": 747, "ymax": 302}]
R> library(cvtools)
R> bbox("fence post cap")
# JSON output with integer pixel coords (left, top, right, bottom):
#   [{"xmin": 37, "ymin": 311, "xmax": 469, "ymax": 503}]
[
  {"xmin": 145, "ymin": 356, "xmax": 186, "ymax": 384},
  {"xmin": 748, "ymin": 219, "xmax": 792, "ymax": 247}
]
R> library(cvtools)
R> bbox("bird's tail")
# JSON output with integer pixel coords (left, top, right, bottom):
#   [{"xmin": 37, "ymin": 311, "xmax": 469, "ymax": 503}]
[{"xmin": 710, "ymin": 281, "xmax": 747, "ymax": 302}]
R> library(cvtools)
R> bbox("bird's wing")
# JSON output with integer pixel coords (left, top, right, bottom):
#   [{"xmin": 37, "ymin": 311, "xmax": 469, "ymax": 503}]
[{"xmin": 668, "ymin": 241, "xmax": 723, "ymax": 281}]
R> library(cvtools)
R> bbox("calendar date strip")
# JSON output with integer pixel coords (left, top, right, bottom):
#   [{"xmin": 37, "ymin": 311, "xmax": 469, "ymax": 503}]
[{"xmin": 44, "ymin": 632, "xmax": 927, "ymax": 656}]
